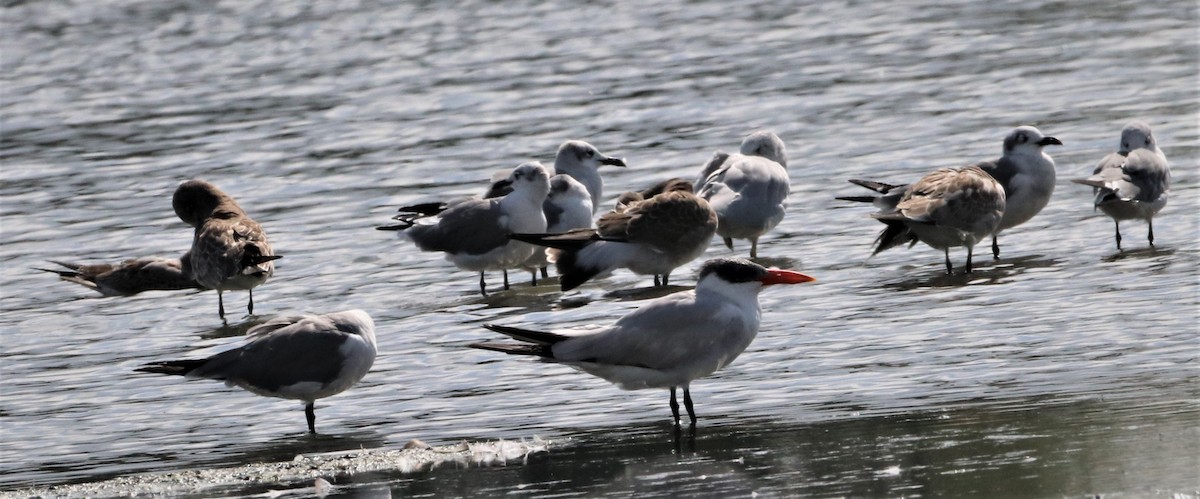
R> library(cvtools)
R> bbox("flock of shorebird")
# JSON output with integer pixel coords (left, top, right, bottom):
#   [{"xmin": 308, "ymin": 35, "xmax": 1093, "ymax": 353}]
[{"xmin": 41, "ymin": 121, "xmax": 1171, "ymax": 433}]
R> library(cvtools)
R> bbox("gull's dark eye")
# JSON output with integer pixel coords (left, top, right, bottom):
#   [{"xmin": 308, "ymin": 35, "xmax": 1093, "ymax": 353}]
[
  {"xmin": 1122, "ymin": 142, "xmax": 1130, "ymax": 150},
  {"xmin": 1144, "ymin": 139, "xmax": 1151, "ymax": 147},
  {"xmin": 1018, "ymin": 133, "xmax": 1028, "ymax": 144}
]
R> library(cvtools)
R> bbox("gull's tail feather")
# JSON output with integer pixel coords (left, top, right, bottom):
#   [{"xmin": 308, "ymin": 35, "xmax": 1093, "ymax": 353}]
[{"xmin": 871, "ymin": 217, "xmax": 919, "ymax": 255}]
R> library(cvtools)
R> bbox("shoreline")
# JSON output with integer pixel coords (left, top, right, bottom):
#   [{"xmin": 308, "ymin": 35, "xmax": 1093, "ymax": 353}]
[{"xmin": 3, "ymin": 438, "xmax": 552, "ymax": 498}]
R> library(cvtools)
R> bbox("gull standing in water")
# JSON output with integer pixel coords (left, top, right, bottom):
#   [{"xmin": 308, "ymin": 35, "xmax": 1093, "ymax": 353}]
[
  {"xmin": 173, "ymin": 180, "xmax": 280, "ymax": 319},
  {"xmin": 520, "ymin": 174, "xmax": 594, "ymax": 284},
  {"xmin": 471, "ymin": 258, "xmax": 815, "ymax": 427},
  {"xmin": 383, "ymin": 162, "xmax": 550, "ymax": 296},
  {"xmin": 511, "ymin": 178, "xmax": 717, "ymax": 291},
  {"xmin": 392, "ymin": 140, "xmax": 625, "ymax": 221},
  {"xmin": 695, "ymin": 131, "xmax": 790, "ymax": 258},
  {"xmin": 869, "ymin": 166, "xmax": 1007, "ymax": 274},
  {"xmin": 137, "ymin": 309, "xmax": 377, "ymax": 434},
  {"xmin": 39, "ymin": 256, "xmax": 203, "ymax": 296},
  {"xmin": 1072, "ymin": 121, "xmax": 1171, "ymax": 250},
  {"xmin": 841, "ymin": 126, "xmax": 1061, "ymax": 259}
]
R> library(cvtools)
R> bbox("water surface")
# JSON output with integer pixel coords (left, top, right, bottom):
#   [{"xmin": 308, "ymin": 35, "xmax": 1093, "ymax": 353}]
[{"xmin": 1, "ymin": 0, "xmax": 1197, "ymax": 496}]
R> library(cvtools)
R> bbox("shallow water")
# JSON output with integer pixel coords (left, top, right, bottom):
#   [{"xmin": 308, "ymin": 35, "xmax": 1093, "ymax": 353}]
[{"xmin": 2, "ymin": 0, "xmax": 1197, "ymax": 496}]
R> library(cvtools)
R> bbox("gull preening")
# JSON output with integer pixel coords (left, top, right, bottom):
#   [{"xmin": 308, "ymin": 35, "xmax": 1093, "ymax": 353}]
[
  {"xmin": 383, "ymin": 162, "xmax": 550, "ymax": 296},
  {"xmin": 695, "ymin": 131, "xmax": 790, "ymax": 258},
  {"xmin": 471, "ymin": 258, "xmax": 814, "ymax": 426},
  {"xmin": 137, "ymin": 309, "xmax": 377, "ymax": 434},
  {"xmin": 1072, "ymin": 121, "xmax": 1171, "ymax": 250},
  {"xmin": 173, "ymin": 180, "xmax": 280, "ymax": 319},
  {"xmin": 841, "ymin": 126, "xmax": 1061, "ymax": 259},
  {"xmin": 511, "ymin": 178, "xmax": 717, "ymax": 291},
  {"xmin": 38, "ymin": 256, "xmax": 202, "ymax": 296},
  {"xmin": 867, "ymin": 165, "xmax": 1007, "ymax": 274}
]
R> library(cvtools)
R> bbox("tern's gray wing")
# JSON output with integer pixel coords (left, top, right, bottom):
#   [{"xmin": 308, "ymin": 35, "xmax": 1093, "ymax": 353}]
[
  {"xmin": 553, "ymin": 291, "xmax": 748, "ymax": 371},
  {"xmin": 408, "ymin": 198, "xmax": 510, "ymax": 255}
]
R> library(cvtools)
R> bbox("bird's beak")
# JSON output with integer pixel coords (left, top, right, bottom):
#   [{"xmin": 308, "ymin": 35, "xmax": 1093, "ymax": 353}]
[
  {"xmin": 1038, "ymin": 136, "xmax": 1063, "ymax": 146},
  {"xmin": 760, "ymin": 269, "xmax": 816, "ymax": 286},
  {"xmin": 600, "ymin": 156, "xmax": 627, "ymax": 167}
]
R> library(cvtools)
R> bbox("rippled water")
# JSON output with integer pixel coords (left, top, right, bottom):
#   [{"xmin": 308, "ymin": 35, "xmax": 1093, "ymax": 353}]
[{"xmin": 2, "ymin": 0, "xmax": 1197, "ymax": 496}]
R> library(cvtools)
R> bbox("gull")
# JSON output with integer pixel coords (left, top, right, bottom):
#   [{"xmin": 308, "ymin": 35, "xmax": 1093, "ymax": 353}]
[
  {"xmin": 511, "ymin": 178, "xmax": 717, "ymax": 291},
  {"xmin": 38, "ymin": 256, "xmax": 203, "ymax": 296},
  {"xmin": 551, "ymin": 140, "xmax": 628, "ymax": 213},
  {"xmin": 695, "ymin": 131, "xmax": 790, "ymax": 258},
  {"xmin": 174, "ymin": 180, "xmax": 281, "ymax": 319},
  {"xmin": 1071, "ymin": 121, "xmax": 1171, "ymax": 250},
  {"xmin": 382, "ymin": 162, "xmax": 550, "ymax": 296},
  {"xmin": 521, "ymin": 174, "xmax": 595, "ymax": 284},
  {"xmin": 840, "ymin": 126, "xmax": 1061, "ymax": 259},
  {"xmin": 391, "ymin": 140, "xmax": 625, "ymax": 221},
  {"xmin": 869, "ymin": 165, "xmax": 1007, "ymax": 274},
  {"xmin": 471, "ymin": 258, "xmax": 815, "ymax": 426},
  {"xmin": 137, "ymin": 309, "xmax": 377, "ymax": 434}
]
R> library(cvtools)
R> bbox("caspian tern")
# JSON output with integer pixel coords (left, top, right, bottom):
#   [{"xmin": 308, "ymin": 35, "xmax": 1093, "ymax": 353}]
[
  {"xmin": 1072, "ymin": 121, "xmax": 1171, "ymax": 250},
  {"xmin": 137, "ymin": 309, "xmax": 377, "ymax": 434},
  {"xmin": 173, "ymin": 180, "xmax": 281, "ymax": 318},
  {"xmin": 471, "ymin": 258, "xmax": 815, "ymax": 426}
]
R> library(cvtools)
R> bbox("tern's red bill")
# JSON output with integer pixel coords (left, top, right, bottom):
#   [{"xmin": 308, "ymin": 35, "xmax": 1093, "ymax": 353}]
[{"xmin": 760, "ymin": 269, "xmax": 816, "ymax": 286}]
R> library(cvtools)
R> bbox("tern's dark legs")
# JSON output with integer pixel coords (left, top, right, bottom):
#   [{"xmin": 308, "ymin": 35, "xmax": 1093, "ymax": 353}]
[
  {"xmin": 1114, "ymin": 220, "xmax": 1123, "ymax": 251},
  {"xmin": 305, "ymin": 402, "xmax": 316, "ymax": 434},
  {"xmin": 991, "ymin": 234, "xmax": 1000, "ymax": 260}
]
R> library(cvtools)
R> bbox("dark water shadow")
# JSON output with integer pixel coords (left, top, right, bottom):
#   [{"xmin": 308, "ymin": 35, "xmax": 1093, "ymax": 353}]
[
  {"xmin": 1101, "ymin": 246, "xmax": 1175, "ymax": 263},
  {"xmin": 196, "ymin": 315, "xmax": 274, "ymax": 340},
  {"xmin": 604, "ymin": 284, "xmax": 691, "ymax": 302},
  {"xmin": 881, "ymin": 254, "xmax": 1066, "ymax": 291}
]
